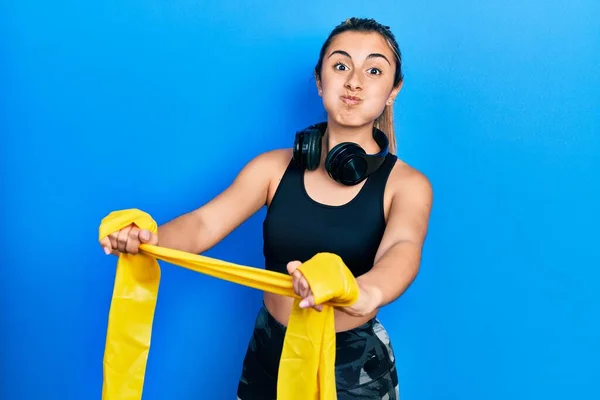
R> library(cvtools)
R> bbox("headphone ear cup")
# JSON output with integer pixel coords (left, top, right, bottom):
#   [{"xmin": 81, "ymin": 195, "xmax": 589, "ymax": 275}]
[
  {"xmin": 304, "ymin": 128, "xmax": 322, "ymax": 171},
  {"xmin": 325, "ymin": 143, "xmax": 368, "ymax": 185},
  {"xmin": 292, "ymin": 131, "xmax": 306, "ymax": 168}
]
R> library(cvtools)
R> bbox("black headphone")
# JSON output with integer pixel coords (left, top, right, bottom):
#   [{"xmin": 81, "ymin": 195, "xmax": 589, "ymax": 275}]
[{"xmin": 292, "ymin": 122, "xmax": 389, "ymax": 186}]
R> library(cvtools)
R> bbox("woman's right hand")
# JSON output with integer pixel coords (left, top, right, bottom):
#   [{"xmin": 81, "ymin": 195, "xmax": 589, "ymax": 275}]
[{"xmin": 99, "ymin": 224, "xmax": 159, "ymax": 256}]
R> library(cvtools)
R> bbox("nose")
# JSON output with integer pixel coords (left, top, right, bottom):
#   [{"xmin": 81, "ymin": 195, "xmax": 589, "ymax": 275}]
[{"xmin": 345, "ymin": 69, "xmax": 363, "ymax": 91}]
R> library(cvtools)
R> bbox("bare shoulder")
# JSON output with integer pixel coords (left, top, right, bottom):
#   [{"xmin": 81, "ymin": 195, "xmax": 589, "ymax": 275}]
[
  {"xmin": 254, "ymin": 147, "xmax": 293, "ymax": 167},
  {"xmin": 373, "ymin": 157, "xmax": 433, "ymax": 261},
  {"xmin": 387, "ymin": 157, "xmax": 433, "ymax": 204},
  {"xmin": 235, "ymin": 148, "xmax": 291, "ymax": 180},
  {"xmin": 237, "ymin": 148, "xmax": 292, "ymax": 203},
  {"xmin": 253, "ymin": 148, "xmax": 293, "ymax": 204},
  {"xmin": 246, "ymin": 148, "xmax": 292, "ymax": 180},
  {"xmin": 376, "ymin": 157, "xmax": 433, "ymax": 247}
]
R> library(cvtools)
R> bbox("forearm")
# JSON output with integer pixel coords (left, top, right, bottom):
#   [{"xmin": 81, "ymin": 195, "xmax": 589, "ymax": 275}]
[
  {"xmin": 357, "ymin": 240, "xmax": 422, "ymax": 310},
  {"xmin": 156, "ymin": 211, "xmax": 208, "ymax": 254}
]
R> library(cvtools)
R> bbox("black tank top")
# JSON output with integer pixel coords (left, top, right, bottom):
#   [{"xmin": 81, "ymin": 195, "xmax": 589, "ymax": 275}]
[{"xmin": 262, "ymin": 152, "xmax": 397, "ymax": 277}]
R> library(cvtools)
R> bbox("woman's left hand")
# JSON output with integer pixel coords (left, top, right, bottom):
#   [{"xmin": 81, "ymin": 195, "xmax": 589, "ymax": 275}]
[{"xmin": 286, "ymin": 261, "xmax": 379, "ymax": 317}]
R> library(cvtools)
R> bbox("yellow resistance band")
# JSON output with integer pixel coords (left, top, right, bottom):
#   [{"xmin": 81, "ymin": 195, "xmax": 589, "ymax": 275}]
[{"xmin": 98, "ymin": 209, "xmax": 359, "ymax": 400}]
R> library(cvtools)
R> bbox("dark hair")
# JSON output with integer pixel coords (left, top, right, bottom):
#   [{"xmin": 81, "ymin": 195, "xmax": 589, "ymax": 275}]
[{"xmin": 314, "ymin": 17, "xmax": 404, "ymax": 153}]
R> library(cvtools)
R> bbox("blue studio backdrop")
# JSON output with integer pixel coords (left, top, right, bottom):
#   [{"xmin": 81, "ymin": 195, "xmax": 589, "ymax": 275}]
[{"xmin": 2, "ymin": 1, "xmax": 599, "ymax": 399}]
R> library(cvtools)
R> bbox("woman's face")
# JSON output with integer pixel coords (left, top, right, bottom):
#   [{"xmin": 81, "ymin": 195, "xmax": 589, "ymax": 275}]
[{"xmin": 317, "ymin": 31, "xmax": 402, "ymax": 128}]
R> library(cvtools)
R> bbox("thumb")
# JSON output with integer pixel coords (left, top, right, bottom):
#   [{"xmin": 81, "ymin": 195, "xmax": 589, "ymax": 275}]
[
  {"xmin": 139, "ymin": 229, "xmax": 158, "ymax": 245},
  {"xmin": 286, "ymin": 260, "xmax": 302, "ymax": 275}
]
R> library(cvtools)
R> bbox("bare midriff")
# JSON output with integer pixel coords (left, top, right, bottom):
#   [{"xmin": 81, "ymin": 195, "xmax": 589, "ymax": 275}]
[{"xmin": 263, "ymin": 291, "xmax": 378, "ymax": 332}]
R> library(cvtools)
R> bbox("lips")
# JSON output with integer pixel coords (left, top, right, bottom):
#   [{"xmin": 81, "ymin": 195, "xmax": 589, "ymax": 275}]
[{"xmin": 341, "ymin": 95, "xmax": 362, "ymax": 105}]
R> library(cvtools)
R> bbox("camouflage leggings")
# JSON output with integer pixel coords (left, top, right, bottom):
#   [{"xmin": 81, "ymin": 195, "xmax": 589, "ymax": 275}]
[{"xmin": 237, "ymin": 305, "xmax": 399, "ymax": 399}]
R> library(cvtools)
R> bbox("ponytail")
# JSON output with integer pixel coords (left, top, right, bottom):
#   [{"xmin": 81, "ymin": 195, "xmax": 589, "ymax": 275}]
[{"xmin": 374, "ymin": 104, "xmax": 397, "ymax": 154}]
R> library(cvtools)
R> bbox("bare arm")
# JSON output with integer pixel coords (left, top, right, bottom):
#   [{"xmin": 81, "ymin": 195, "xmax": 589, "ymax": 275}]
[
  {"xmin": 157, "ymin": 150, "xmax": 285, "ymax": 254},
  {"xmin": 289, "ymin": 163, "xmax": 433, "ymax": 315},
  {"xmin": 356, "ymin": 166, "xmax": 433, "ymax": 310}
]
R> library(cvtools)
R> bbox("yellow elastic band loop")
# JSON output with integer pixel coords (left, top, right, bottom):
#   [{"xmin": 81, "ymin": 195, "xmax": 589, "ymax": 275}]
[{"xmin": 99, "ymin": 208, "xmax": 359, "ymax": 400}]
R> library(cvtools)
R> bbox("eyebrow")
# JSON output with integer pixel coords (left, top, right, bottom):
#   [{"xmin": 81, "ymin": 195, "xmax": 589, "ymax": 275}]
[{"xmin": 327, "ymin": 50, "xmax": 391, "ymax": 66}]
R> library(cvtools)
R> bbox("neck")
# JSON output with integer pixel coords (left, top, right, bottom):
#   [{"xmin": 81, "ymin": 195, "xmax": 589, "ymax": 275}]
[{"xmin": 324, "ymin": 119, "xmax": 380, "ymax": 154}]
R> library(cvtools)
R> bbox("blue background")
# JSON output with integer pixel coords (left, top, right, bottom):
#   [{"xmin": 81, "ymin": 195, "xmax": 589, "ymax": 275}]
[{"xmin": 2, "ymin": 1, "xmax": 599, "ymax": 399}]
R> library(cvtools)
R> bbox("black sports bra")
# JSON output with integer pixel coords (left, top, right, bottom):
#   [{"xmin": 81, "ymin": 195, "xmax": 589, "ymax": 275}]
[{"xmin": 262, "ymin": 153, "xmax": 397, "ymax": 277}]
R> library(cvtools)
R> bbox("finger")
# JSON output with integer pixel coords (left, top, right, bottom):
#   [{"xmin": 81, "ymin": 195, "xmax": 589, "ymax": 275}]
[
  {"xmin": 288, "ymin": 261, "xmax": 304, "ymax": 297},
  {"xmin": 292, "ymin": 271, "xmax": 303, "ymax": 297},
  {"xmin": 299, "ymin": 294, "xmax": 316, "ymax": 309},
  {"xmin": 286, "ymin": 260, "xmax": 302, "ymax": 275},
  {"xmin": 139, "ymin": 229, "xmax": 158, "ymax": 245},
  {"xmin": 292, "ymin": 269, "xmax": 311, "ymax": 298},
  {"xmin": 125, "ymin": 227, "xmax": 141, "ymax": 254},
  {"xmin": 106, "ymin": 233, "xmax": 121, "ymax": 256},
  {"xmin": 292, "ymin": 270, "xmax": 301, "ymax": 296},
  {"xmin": 306, "ymin": 291, "xmax": 322, "ymax": 312},
  {"xmin": 297, "ymin": 274, "xmax": 310, "ymax": 298},
  {"xmin": 99, "ymin": 237, "xmax": 112, "ymax": 255},
  {"xmin": 116, "ymin": 225, "xmax": 132, "ymax": 252},
  {"xmin": 107, "ymin": 232, "xmax": 117, "ymax": 250},
  {"xmin": 292, "ymin": 273, "xmax": 299, "ymax": 296},
  {"xmin": 110, "ymin": 249, "xmax": 121, "ymax": 256}
]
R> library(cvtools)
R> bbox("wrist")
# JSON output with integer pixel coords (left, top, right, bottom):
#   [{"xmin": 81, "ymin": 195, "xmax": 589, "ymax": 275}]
[{"xmin": 357, "ymin": 280, "xmax": 383, "ymax": 314}]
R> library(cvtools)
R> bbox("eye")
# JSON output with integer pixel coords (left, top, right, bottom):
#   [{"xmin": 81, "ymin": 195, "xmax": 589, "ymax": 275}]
[
  {"xmin": 334, "ymin": 62, "xmax": 349, "ymax": 71},
  {"xmin": 368, "ymin": 67, "xmax": 382, "ymax": 75}
]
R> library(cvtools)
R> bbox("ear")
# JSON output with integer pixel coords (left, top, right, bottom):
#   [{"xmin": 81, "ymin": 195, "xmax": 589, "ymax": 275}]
[
  {"xmin": 315, "ymin": 72, "xmax": 323, "ymax": 97},
  {"xmin": 386, "ymin": 80, "xmax": 403, "ymax": 105}
]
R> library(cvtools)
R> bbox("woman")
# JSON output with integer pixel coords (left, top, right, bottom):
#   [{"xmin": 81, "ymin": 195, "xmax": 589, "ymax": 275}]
[{"xmin": 99, "ymin": 17, "xmax": 432, "ymax": 400}]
